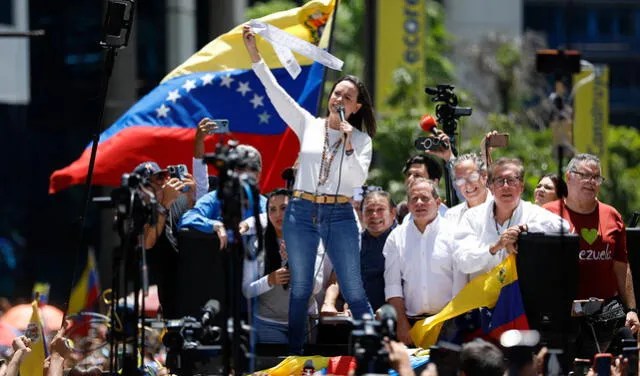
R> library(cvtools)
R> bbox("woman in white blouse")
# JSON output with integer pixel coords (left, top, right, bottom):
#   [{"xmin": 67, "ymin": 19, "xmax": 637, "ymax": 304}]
[{"xmin": 243, "ymin": 25, "xmax": 376, "ymax": 354}]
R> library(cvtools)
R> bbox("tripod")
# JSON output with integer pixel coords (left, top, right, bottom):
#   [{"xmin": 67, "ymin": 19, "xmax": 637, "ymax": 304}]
[
  {"xmin": 107, "ymin": 175, "xmax": 155, "ymax": 375},
  {"xmin": 203, "ymin": 141, "xmax": 264, "ymax": 375}
]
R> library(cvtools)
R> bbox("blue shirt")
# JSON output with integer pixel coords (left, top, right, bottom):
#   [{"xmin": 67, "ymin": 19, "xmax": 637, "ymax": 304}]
[
  {"xmin": 360, "ymin": 222, "xmax": 397, "ymax": 312},
  {"xmin": 180, "ymin": 189, "xmax": 267, "ymax": 233}
]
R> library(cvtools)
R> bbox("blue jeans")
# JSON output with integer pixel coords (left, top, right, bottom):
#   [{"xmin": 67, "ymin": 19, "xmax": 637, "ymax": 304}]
[
  {"xmin": 284, "ymin": 198, "xmax": 372, "ymax": 354},
  {"xmin": 253, "ymin": 316, "xmax": 288, "ymax": 344}
]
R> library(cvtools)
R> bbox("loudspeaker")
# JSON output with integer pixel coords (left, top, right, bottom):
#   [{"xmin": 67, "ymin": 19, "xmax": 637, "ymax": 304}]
[
  {"xmin": 516, "ymin": 232, "xmax": 580, "ymax": 350},
  {"xmin": 176, "ymin": 228, "xmax": 225, "ymax": 325},
  {"xmin": 627, "ymin": 228, "xmax": 640, "ymax": 310}
]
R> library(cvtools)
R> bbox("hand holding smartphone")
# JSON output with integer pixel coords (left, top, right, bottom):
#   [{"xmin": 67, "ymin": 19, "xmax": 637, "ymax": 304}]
[
  {"xmin": 206, "ymin": 119, "xmax": 230, "ymax": 134},
  {"xmin": 487, "ymin": 133, "xmax": 509, "ymax": 148}
]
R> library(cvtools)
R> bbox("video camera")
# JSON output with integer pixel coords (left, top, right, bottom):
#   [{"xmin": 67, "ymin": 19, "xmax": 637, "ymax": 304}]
[
  {"xmin": 161, "ymin": 300, "xmax": 223, "ymax": 376},
  {"xmin": 424, "ymin": 84, "xmax": 472, "ymax": 135},
  {"xmin": 203, "ymin": 140, "xmax": 261, "ymax": 176},
  {"xmin": 323, "ymin": 305, "xmax": 397, "ymax": 375}
]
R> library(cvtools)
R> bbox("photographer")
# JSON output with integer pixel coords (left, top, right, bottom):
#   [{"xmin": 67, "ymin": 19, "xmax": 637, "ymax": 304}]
[
  {"xmin": 180, "ymin": 144, "xmax": 267, "ymax": 250},
  {"xmin": 135, "ymin": 161, "xmax": 196, "ymax": 319}
]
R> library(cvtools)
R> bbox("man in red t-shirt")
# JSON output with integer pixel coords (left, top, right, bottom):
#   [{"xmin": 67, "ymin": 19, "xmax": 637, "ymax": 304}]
[{"xmin": 544, "ymin": 153, "xmax": 639, "ymax": 334}]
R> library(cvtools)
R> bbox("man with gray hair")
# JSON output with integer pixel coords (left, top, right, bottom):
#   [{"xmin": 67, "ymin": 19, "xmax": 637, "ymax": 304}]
[
  {"xmin": 384, "ymin": 177, "xmax": 466, "ymax": 345},
  {"xmin": 453, "ymin": 157, "xmax": 569, "ymax": 280},
  {"xmin": 180, "ymin": 144, "xmax": 266, "ymax": 249},
  {"xmin": 544, "ymin": 153, "xmax": 639, "ymax": 336}
]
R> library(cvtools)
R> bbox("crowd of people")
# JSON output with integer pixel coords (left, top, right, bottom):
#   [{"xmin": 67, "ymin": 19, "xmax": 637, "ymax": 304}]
[
  {"xmin": 1, "ymin": 22, "xmax": 638, "ymax": 375},
  {"xmin": 138, "ymin": 23, "xmax": 640, "ymax": 371}
]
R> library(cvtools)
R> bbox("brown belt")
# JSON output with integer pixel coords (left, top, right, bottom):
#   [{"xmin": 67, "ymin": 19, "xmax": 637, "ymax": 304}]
[{"xmin": 292, "ymin": 190, "xmax": 350, "ymax": 204}]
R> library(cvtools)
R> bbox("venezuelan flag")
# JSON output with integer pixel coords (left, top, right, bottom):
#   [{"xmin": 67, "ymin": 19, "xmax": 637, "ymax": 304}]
[
  {"xmin": 410, "ymin": 255, "xmax": 529, "ymax": 348},
  {"xmin": 49, "ymin": 0, "xmax": 336, "ymax": 194},
  {"xmin": 19, "ymin": 300, "xmax": 48, "ymax": 376},
  {"xmin": 67, "ymin": 249, "xmax": 100, "ymax": 315}
]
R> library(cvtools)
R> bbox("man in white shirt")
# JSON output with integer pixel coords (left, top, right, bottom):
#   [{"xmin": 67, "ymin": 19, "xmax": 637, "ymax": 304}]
[
  {"xmin": 453, "ymin": 158, "xmax": 569, "ymax": 281},
  {"xmin": 402, "ymin": 155, "xmax": 448, "ymax": 217},
  {"xmin": 384, "ymin": 177, "xmax": 465, "ymax": 345}
]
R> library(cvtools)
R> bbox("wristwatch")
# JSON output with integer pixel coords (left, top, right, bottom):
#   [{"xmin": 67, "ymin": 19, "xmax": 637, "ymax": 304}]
[{"xmin": 156, "ymin": 203, "xmax": 169, "ymax": 215}]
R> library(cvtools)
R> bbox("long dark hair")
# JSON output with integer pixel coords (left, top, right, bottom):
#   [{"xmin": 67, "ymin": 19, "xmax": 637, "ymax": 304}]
[
  {"xmin": 540, "ymin": 173, "xmax": 568, "ymax": 199},
  {"xmin": 328, "ymin": 75, "xmax": 377, "ymax": 138},
  {"xmin": 263, "ymin": 189, "xmax": 290, "ymax": 276}
]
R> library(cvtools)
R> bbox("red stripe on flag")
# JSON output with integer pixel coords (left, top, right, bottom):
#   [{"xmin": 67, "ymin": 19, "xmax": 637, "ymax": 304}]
[{"xmin": 49, "ymin": 126, "xmax": 300, "ymax": 194}]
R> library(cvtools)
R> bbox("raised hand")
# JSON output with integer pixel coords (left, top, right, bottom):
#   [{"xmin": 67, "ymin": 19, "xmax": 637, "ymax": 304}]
[{"xmin": 242, "ymin": 25, "xmax": 261, "ymax": 63}]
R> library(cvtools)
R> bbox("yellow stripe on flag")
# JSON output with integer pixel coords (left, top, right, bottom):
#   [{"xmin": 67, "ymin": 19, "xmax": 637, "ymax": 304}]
[
  {"xmin": 163, "ymin": 0, "xmax": 336, "ymax": 81},
  {"xmin": 257, "ymin": 355, "xmax": 329, "ymax": 376},
  {"xmin": 68, "ymin": 249, "xmax": 97, "ymax": 315},
  {"xmin": 19, "ymin": 300, "xmax": 46, "ymax": 376},
  {"xmin": 409, "ymin": 255, "xmax": 518, "ymax": 348}
]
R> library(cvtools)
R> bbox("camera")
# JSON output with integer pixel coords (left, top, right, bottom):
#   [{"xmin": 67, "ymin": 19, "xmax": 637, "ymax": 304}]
[
  {"xmin": 162, "ymin": 300, "xmax": 223, "ymax": 376},
  {"xmin": 167, "ymin": 164, "xmax": 190, "ymax": 192},
  {"xmin": 414, "ymin": 136, "xmax": 450, "ymax": 152},
  {"xmin": 423, "ymin": 84, "xmax": 472, "ymax": 137}
]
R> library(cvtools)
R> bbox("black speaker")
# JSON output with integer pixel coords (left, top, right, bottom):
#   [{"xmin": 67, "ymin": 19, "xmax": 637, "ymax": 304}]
[
  {"xmin": 516, "ymin": 232, "xmax": 580, "ymax": 348},
  {"xmin": 627, "ymin": 228, "xmax": 640, "ymax": 310},
  {"xmin": 176, "ymin": 228, "xmax": 224, "ymax": 323}
]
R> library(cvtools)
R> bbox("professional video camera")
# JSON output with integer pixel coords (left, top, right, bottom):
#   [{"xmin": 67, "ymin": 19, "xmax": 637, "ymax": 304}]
[
  {"xmin": 162, "ymin": 300, "xmax": 223, "ymax": 376},
  {"xmin": 424, "ymin": 84, "xmax": 472, "ymax": 136},
  {"xmin": 323, "ymin": 305, "xmax": 397, "ymax": 375}
]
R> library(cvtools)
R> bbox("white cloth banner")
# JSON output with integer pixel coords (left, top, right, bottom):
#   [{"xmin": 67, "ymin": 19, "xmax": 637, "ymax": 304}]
[{"xmin": 248, "ymin": 19, "xmax": 343, "ymax": 79}]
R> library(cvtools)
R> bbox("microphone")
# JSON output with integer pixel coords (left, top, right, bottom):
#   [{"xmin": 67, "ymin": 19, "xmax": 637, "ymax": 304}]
[
  {"xmin": 420, "ymin": 114, "xmax": 438, "ymax": 136},
  {"xmin": 337, "ymin": 105, "xmax": 346, "ymax": 122},
  {"xmin": 200, "ymin": 299, "xmax": 220, "ymax": 326},
  {"xmin": 378, "ymin": 304, "xmax": 398, "ymax": 340}
]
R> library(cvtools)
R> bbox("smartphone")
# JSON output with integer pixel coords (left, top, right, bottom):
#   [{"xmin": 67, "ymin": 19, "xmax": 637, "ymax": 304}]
[
  {"xmin": 167, "ymin": 164, "xmax": 190, "ymax": 192},
  {"xmin": 573, "ymin": 358, "xmax": 591, "ymax": 376},
  {"xmin": 206, "ymin": 119, "xmax": 230, "ymax": 134},
  {"xmin": 623, "ymin": 347, "xmax": 639, "ymax": 376},
  {"xmin": 594, "ymin": 353, "xmax": 612, "ymax": 376},
  {"xmin": 488, "ymin": 133, "xmax": 509, "ymax": 148},
  {"xmin": 429, "ymin": 343, "xmax": 461, "ymax": 376}
]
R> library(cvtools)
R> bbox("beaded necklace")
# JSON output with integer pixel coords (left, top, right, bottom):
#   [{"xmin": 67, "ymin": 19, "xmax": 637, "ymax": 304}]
[{"xmin": 317, "ymin": 119, "xmax": 344, "ymax": 187}]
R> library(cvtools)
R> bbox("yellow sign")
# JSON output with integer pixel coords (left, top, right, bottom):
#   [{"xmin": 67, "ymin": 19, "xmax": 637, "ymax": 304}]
[
  {"xmin": 375, "ymin": 0, "xmax": 425, "ymax": 114},
  {"xmin": 573, "ymin": 65, "xmax": 609, "ymax": 176}
]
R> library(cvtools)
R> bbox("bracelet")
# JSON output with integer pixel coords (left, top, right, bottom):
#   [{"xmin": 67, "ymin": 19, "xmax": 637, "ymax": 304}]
[
  {"xmin": 626, "ymin": 308, "xmax": 638, "ymax": 314},
  {"xmin": 345, "ymin": 149, "xmax": 354, "ymax": 156},
  {"xmin": 156, "ymin": 204, "xmax": 169, "ymax": 215}
]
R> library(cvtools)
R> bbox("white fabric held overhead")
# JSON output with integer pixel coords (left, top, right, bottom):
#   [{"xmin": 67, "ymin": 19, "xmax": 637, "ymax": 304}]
[{"xmin": 248, "ymin": 19, "xmax": 343, "ymax": 79}]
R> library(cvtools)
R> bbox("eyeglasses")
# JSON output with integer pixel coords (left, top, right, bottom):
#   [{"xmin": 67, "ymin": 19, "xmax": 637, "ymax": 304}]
[
  {"xmin": 490, "ymin": 176, "xmax": 522, "ymax": 187},
  {"xmin": 570, "ymin": 170, "xmax": 605, "ymax": 184},
  {"xmin": 455, "ymin": 172, "xmax": 481, "ymax": 187}
]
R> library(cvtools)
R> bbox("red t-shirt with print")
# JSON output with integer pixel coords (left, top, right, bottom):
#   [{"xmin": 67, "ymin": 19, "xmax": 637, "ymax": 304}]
[{"xmin": 544, "ymin": 199, "xmax": 627, "ymax": 299}]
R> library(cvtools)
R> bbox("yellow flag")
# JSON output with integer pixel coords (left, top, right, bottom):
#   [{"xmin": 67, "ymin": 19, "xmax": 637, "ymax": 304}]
[
  {"xmin": 573, "ymin": 65, "xmax": 609, "ymax": 176},
  {"xmin": 257, "ymin": 355, "xmax": 329, "ymax": 376},
  {"xmin": 19, "ymin": 300, "xmax": 47, "ymax": 376},
  {"xmin": 409, "ymin": 255, "xmax": 519, "ymax": 348},
  {"xmin": 374, "ymin": 0, "xmax": 426, "ymax": 114}
]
